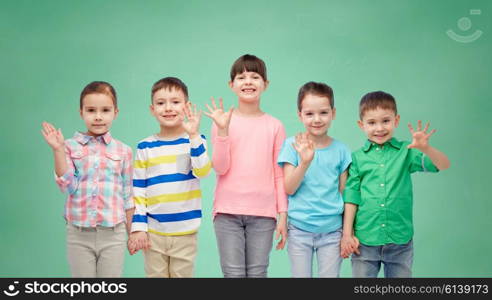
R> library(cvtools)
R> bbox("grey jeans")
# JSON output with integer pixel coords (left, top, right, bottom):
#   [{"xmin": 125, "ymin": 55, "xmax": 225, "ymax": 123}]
[{"xmin": 213, "ymin": 213, "xmax": 276, "ymax": 278}]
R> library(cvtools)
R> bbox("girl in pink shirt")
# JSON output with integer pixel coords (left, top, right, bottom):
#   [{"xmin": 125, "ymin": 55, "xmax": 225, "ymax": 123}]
[{"xmin": 204, "ymin": 54, "xmax": 288, "ymax": 277}]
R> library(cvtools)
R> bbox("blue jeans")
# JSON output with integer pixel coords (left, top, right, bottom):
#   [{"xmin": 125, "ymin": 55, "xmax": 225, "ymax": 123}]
[
  {"xmin": 213, "ymin": 213, "xmax": 276, "ymax": 278},
  {"xmin": 351, "ymin": 240, "xmax": 413, "ymax": 278},
  {"xmin": 287, "ymin": 223, "xmax": 342, "ymax": 277}
]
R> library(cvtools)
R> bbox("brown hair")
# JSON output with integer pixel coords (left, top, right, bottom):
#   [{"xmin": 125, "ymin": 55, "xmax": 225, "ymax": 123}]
[
  {"xmin": 151, "ymin": 77, "xmax": 188, "ymax": 101},
  {"xmin": 80, "ymin": 81, "xmax": 117, "ymax": 109},
  {"xmin": 230, "ymin": 54, "xmax": 267, "ymax": 81},
  {"xmin": 297, "ymin": 81, "xmax": 334, "ymax": 111},
  {"xmin": 359, "ymin": 91, "xmax": 397, "ymax": 120}
]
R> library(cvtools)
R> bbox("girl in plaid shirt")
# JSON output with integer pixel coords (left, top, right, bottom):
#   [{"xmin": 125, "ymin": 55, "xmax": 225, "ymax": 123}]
[{"xmin": 41, "ymin": 81, "xmax": 134, "ymax": 277}]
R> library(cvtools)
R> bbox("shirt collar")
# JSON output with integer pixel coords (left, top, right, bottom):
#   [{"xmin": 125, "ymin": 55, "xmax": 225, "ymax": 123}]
[
  {"xmin": 363, "ymin": 137, "xmax": 402, "ymax": 152},
  {"xmin": 74, "ymin": 131, "xmax": 112, "ymax": 145}
]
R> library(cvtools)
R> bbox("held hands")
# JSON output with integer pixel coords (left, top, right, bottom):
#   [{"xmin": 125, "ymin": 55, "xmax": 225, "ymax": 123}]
[
  {"xmin": 340, "ymin": 235, "xmax": 360, "ymax": 259},
  {"xmin": 127, "ymin": 231, "xmax": 151, "ymax": 255},
  {"xmin": 293, "ymin": 132, "xmax": 315, "ymax": 165},
  {"xmin": 204, "ymin": 97, "xmax": 233, "ymax": 133},
  {"xmin": 182, "ymin": 101, "xmax": 202, "ymax": 139},
  {"xmin": 407, "ymin": 120, "xmax": 436, "ymax": 151},
  {"xmin": 41, "ymin": 122, "xmax": 65, "ymax": 150}
]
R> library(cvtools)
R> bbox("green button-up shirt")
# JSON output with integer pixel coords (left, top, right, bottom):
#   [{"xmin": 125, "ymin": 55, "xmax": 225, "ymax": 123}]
[{"xmin": 343, "ymin": 138, "xmax": 438, "ymax": 246}]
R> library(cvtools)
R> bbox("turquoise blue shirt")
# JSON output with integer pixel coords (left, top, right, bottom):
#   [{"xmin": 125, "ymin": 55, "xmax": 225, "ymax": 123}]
[{"xmin": 278, "ymin": 137, "xmax": 351, "ymax": 233}]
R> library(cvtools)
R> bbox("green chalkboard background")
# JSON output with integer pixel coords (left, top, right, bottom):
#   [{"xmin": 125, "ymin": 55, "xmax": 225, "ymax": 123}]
[{"xmin": 1, "ymin": 0, "xmax": 490, "ymax": 277}]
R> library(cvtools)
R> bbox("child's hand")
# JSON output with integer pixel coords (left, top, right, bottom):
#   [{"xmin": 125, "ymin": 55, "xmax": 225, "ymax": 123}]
[
  {"xmin": 275, "ymin": 212, "xmax": 287, "ymax": 250},
  {"xmin": 293, "ymin": 133, "xmax": 314, "ymax": 164},
  {"xmin": 340, "ymin": 235, "xmax": 360, "ymax": 258},
  {"xmin": 182, "ymin": 101, "xmax": 202, "ymax": 139},
  {"xmin": 127, "ymin": 236, "xmax": 138, "ymax": 255},
  {"xmin": 129, "ymin": 231, "xmax": 151, "ymax": 254},
  {"xmin": 41, "ymin": 122, "xmax": 65, "ymax": 150},
  {"xmin": 204, "ymin": 97, "xmax": 233, "ymax": 131},
  {"xmin": 407, "ymin": 120, "xmax": 436, "ymax": 151}
]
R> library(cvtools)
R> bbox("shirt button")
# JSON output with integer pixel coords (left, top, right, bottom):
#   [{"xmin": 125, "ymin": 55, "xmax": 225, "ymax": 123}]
[
  {"xmin": 381, "ymin": 204, "xmax": 385, "ymax": 207},
  {"xmin": 380, "ymin": 183, "xmax": 385, "ymax": 187},
  {"xmin": 380, "ymin": 164, "xmax": 384, "ymax": 167},
  {"xmin": 376, "ymin": 148, "xmax": 380, "ymax": 151},
  {"xmin": 94, "ymin": 165, "xmax": 98, "ymax": 169},
  {"xmin": 381, "ymin": 224, "xmax": 386, "ymax": 227}
]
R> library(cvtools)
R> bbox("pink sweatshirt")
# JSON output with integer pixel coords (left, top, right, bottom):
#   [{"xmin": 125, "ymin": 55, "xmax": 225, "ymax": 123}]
[{"xmin": 211, "ymin": 113, "xmax": 288, "ymax": 219}]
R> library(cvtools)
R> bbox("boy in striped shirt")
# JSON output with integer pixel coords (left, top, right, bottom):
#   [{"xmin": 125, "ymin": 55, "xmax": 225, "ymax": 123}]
[{"xmin": 128, "ymin": 77, "xmax": 211, "ymax": 278}]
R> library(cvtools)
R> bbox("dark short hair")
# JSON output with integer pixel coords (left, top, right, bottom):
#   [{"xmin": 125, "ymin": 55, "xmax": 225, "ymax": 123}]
[
  {"xmin": 359, "ymin": 91, "xmax": 397, "ymax": 120},
  {"xmin": 80, "ymin": 81, "xmax": 117, "ymax": 109},
  {"xmin": 151, "ymin": 77, "xmax": 188, "ymax": 101},
  {"xmin": 297, "ymin": 81, "xmax": 334, "ymax": 111},
  {"xmin": 230, "ymin": 54, "xmax": 267, "ymax": 81}
]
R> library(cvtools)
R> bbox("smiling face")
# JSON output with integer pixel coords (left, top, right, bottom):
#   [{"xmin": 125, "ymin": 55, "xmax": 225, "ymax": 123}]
[
  {"xmin": 150, "ymin": 87, "xmax": 187, "ymax": 129},
  {"xmin": 298, "ymin": 94, "xmax": 336, "ymax": 137},
  {"xmin": 229, "ymin": 71, "xmax": 268, "ymax": 102},
  {"xmin": 80, "ymin": 93, "xmax": 118, "ymax": 136},
  {"xmin": 358, "ymin": 107, "xmax": 400, "ymax": 145}
]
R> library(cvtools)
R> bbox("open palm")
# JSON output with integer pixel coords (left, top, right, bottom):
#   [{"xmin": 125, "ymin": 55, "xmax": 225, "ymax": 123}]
[
  {"xmin": 407, "ymin": 120, "xmax": 436, "ymax": 150},
  {"xmin": 204, "ymin": 97, "xmax": 233, "ymax": 130},
  {"xmin": 41, "ymin": 121, "xmax": 65, "ymax": 150},
  {"xmin": 293, "ymin": 132, "xmax": 315, "ymax": 163},
  {"xmin": 182, "ymin": 101, "xmax": 202, "ymax": 137}
]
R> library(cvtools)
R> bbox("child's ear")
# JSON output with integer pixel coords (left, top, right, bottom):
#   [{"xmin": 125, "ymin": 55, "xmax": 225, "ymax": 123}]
[
  {"xmin": 149, "ymin": 105, "xmax": 154, "ymax": 115},
  {"xmin": 297, "ymin": 110, "xmax": 302, "ymax": 121},
  {"xmin": 228, "ymin": 81, "xmax": 233, "ymax": 89},
  {"xmin": 114, "ymin": 108, "xmax": 119, "ymax": 119},
  {"xmin": 79, "ymin": 109, "xmax": 83, "ymax": 119},
  {"xmin": 332, "ymin": 107, "xmax": 336, "ymax": 120},
  {"xmin": 395, "ymin": 114, "xmax": 401, "ymax": 127},
  {"xmin": 264, "ymin": 80, "xmax": 270, "ymax": 91},
  {"xmin": 357, "ymin": 120, "xmax": 364, "ymax": 130}
]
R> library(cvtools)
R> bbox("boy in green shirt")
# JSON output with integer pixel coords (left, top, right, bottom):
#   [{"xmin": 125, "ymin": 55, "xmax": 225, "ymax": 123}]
[{"xmin": 341, "ymin": 91, "xmax": 450, "ymax": 277}]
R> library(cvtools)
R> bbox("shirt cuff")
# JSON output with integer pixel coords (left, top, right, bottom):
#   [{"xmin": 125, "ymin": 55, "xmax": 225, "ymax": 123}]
[
  {"xmin": 131, "ymin": 222, "xmax": 148, "ymax": 233},
  {"xmin": 189, "ymin": 135, "xmax": 204, "ymax": 147},
  {"xmin": 54, "ymin": 170, "xmax": 72, "ymax": 190},
  {"xmin": 343, "ymin": 189, "xmax": 361, "ymax": 205},
  {"xmin": 422, "ymin": 155, "xmax": 439, "ymax": 172},
  {"xmin": 124, "ymin": 199, "xmax": 135, "ymax": 210}
]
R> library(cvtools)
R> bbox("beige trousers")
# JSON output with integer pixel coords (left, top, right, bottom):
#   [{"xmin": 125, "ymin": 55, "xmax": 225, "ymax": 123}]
[
  {"xmin": 143, "ymin": 232, "xmax": 197, "ymax": 278},
  {"xmin": 66, "ymin": 222, "xmax": 126, "ymax": 277}
]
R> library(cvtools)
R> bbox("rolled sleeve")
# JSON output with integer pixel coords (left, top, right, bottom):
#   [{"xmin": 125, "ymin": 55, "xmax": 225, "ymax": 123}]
[
  {"xmin": 54, "ymin": 150, "xmax": 78, "ymax": 195},
  {"xmin": 343, "ymin": 158, "xmax": 362, "ymax": 205},
  {"xmin": 422, "ymin": 154, "xmax": 439, "ymax": 173},
  {"xmin": 409, "ymin": 149, "xmax": 439, "ymax": 173}
]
